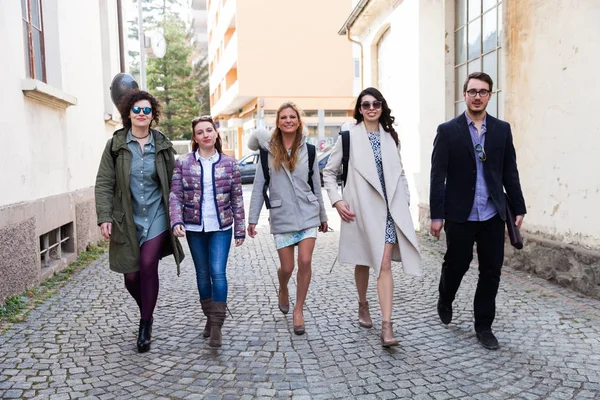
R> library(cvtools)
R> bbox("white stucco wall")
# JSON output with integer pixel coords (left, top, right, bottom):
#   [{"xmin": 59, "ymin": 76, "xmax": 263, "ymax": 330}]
[
  {"xmin": 351, "ymin": 0, "xmax": 447, "ymax": 225},
  {"xmin": 0, "ymin": 0, "xmax": 119, "ymax": 209},
  {"xmin": 504, "ymin": 0, "xmax": 600, "ymax": 249}
]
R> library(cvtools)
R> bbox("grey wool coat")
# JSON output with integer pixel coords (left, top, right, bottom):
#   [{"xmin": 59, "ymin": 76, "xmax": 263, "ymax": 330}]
[
  {"xmin": 322, "ymin": 122, "xmax": 422, "ymax": 277},
  {"xmin": 247, "ymin": 129, "xmax": 328, "ymax": 234}
]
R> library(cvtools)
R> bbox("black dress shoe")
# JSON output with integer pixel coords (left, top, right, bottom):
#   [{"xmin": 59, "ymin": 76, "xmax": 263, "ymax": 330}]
[
  {"xmin": 476, "ymin": 330, "xmax": 499, "ymax": 350},
  {"xmin": 437, "ymin": 298, "xmax": 452, "ymax": 325}
]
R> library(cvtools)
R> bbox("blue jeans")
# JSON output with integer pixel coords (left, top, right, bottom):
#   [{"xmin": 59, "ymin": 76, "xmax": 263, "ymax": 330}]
[{"xmin": 186, "ymin": 229, "xmax": 232, "ymax": 302}]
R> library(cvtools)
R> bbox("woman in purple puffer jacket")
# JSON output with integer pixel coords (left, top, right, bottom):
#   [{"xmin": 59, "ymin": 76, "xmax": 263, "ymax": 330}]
[{"xmin": 169, "ymin": 116, "xmax": 245, "ymax": 348}]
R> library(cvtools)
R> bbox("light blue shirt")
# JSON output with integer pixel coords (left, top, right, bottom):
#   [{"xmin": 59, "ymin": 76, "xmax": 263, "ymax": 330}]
[
  {"xmin": 126, "ymin": 130, "xmax": 168, "ymax": 244},
  {"xmin": 465, "ymin": 113, "xmax": 497, "ymax": 221}
]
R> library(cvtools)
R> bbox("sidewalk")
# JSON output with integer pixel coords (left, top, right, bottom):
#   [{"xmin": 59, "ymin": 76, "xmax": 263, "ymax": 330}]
[{"xmin": 0, "ymin": 186, "xmax": 599, "ymax": 399}]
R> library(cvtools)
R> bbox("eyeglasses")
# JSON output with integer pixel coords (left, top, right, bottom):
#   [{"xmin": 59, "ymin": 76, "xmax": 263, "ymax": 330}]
[
  {"xmin": 360, "ymin": 101, "xmax": 382, "ymax": 110},
  {"xmin": 465, "ymin": 89, "xmax": 491, "ymax": 98},
  {"xmin": 475, "ymin": 143, "xmax": 486, "ymax": 161},
  {"xmin": 132, "ymin": 106, "xmax": 152, "ymax": 115},
  {"xmin": 192, "ymin": 115, "xmax": 213, "ymax": 123}
]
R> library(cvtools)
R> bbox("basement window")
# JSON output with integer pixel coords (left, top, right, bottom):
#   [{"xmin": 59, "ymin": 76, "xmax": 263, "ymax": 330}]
[{"xmin": 39, "ymin": 222, "xmax": 74, "ymax": 269}]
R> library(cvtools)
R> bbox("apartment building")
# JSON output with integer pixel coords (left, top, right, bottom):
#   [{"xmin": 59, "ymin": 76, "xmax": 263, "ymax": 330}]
[
  {"xmin": 206, "ymin": 0, "xmax": 356, "ymax": 157},
  {"xmin": 0, "ymin": 0, "xmax": 123, "ymax": 302}
]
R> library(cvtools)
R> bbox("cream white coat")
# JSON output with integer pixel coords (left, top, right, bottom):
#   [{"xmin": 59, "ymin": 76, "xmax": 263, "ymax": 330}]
[{"xmin": 323, "ymin": 122, "xmax": 422, "ymax": 276}]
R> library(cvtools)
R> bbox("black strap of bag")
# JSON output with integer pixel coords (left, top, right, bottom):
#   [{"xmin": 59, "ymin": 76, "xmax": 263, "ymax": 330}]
[
  {"xmin": 260, "ymin": 143, "xmax": 316, "ymax": 210},
  {"xmin": 259, "ymin": 148, "xmax": 272, "ymax": 209},
  {"xmin": 307, "ymin": 143, "xmax": 316, "ymax": 194},
  {"xmin": 340, "ymin": 130, "xmax": 350, "ymax": 187}
]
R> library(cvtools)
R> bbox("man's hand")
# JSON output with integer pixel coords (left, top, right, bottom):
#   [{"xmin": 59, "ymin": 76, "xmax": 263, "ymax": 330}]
[
  {"xmin": 235, "ymin": 238, "xmax": 245, "ymax": 247},
  {"xmin": 247, "ymin": 224, "xmax": 258, "ymax": 238},
  {"xmin": 334, "ymin": 201, "xmax": 356, "ymax": 223},
  {"xmin": 100, "ymin": 222, "xmax": 112, "ymax": 239},
  {"xmin": 430, "ymin": 220, "xmax": 444, "ymax": 239},
  {"xmin": 515, "ymin": 215, "xmax": 524, "ymax": 229}
]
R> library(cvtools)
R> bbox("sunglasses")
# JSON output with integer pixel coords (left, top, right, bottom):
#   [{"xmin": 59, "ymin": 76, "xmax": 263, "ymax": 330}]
[
  {"xmin": 192, "ymin": 115, "xmax": 213, "ymax": 123},
  {"xmin": 475, "ymin": 143, "xmax": 486, "ymax": 161},
  {"xmin": 132, "ymin": 106, "xmax": 152, "ymax": 115},
  {"xmin": 360, "ymin": 101, "xmax": 382, "ymax": 110}
]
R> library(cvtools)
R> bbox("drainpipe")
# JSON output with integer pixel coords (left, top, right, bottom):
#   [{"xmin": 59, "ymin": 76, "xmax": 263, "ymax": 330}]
[
  {"xmin": 346, "ymin": 26, "xmax": 364, "ymax": 89},
  {"xmin": 116, "ymin": 0, "xmax": 126, "ymax": 72}
]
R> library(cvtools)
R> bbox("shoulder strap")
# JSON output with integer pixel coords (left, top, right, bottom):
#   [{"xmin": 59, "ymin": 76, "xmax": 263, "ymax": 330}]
[
  {"xmin": 340, "ymin": 130, "xmax": 350, "ymax": 187},
  {"xmin": 110, "ymin": 136, "xmax": 117, "ymax": 165},
  {"xmin": 259, "ymin": 148, "xmax": 271, "ymax": 209},
  {"xmin": 307, "ymin": 143, "xmax": 316, "ymax": 194}
]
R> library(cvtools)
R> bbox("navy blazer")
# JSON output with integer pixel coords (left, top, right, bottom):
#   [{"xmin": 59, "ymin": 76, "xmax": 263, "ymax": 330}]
[{"xmin": 430, "ymin": 112, "xmax": 526, "ymax": 222}]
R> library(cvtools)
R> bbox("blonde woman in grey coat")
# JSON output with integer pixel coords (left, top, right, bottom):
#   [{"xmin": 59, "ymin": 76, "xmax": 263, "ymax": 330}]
[{"xmin": 247, "ymin": 102, "xmax": 328, "ymax": 336}]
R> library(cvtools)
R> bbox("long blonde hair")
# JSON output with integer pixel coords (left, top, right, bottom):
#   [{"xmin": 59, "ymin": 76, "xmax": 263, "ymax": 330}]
[{"xmin": 269, "ymin": 102, "xmax": 304, "ymax": 171}]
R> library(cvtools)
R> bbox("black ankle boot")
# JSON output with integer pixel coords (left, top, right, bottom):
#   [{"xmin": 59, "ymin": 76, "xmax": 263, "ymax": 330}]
[{"xmin": 137, "ymin": 318, "xmax": 153, "ymax": 353}]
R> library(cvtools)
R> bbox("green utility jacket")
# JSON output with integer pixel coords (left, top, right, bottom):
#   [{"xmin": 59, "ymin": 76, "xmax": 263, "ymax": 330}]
[{"xmin": 95, "ymin": 128, "xmax": 184, "ymax": 274}]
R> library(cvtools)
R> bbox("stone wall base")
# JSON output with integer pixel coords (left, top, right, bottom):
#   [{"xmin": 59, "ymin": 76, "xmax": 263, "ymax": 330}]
[
  {"xmin": 418, "ymin": 203, "xmax": 600, "ymax": 300},
  {"xmin": 0, "ymin": 187, "xmax": 102, "ymax": 302}
]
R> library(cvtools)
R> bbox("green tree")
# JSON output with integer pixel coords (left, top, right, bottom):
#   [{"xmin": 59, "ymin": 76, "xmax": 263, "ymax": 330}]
[
  {"xmin": 147, "ymin": 15, "xmax": 200, "ymax": 139},
  {"xmin": 191, "ymin": 53, "xmax": 210, "ymax": 116},
  {"xmin": 127, "ymin": 0, "xmax": 183, "ymax": 83}
]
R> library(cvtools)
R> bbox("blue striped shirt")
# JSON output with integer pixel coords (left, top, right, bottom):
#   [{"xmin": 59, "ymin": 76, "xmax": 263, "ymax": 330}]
[{"xmin": 466, "ymin": 114, "xmax": 497, "ymax": 221}]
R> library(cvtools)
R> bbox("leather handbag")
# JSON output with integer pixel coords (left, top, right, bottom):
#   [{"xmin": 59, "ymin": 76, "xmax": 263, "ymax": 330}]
[{"xmin": 505, "ymin": 193, "xmax": 523, "ymax": 249}]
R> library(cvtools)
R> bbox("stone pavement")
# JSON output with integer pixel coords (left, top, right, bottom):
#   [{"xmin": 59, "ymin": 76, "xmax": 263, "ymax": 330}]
[{"xmin": 1, "ymin": 185, "xmax": 600, "ymax": 399}]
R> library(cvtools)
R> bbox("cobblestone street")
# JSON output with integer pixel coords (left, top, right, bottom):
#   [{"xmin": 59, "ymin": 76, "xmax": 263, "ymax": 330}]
[{"xmin": 1, "ymin": 186, "xmax": 599, "ymax": 399}]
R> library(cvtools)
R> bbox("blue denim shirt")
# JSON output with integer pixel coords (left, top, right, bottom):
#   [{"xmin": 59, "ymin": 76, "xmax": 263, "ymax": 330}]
[
  {"xmin": 466, "ymin": 113, "xmax": 497, "ymax": 221},
  {"xmin": 127, "ymin": 130, "xmax": 168, "ymax": 244}
]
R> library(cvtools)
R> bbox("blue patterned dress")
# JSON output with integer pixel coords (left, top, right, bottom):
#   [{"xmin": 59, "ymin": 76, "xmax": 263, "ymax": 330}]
[{"xmin": 368, "ymin": 131, "xmax": 397, "ymax": 244}]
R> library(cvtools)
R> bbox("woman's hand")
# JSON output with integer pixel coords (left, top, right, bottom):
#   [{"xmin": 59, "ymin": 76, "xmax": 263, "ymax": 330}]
[
  {"xmin": 333, "ymin": 201, "xmax": 356, "ymax": 222},
  {"xmin": 247, "ymin": 224, "xmax": 258, "ymax": 238},
  {"xmin": 318, "ymin": 222, "xmax": 328, "ymax": 232},
  {"xmin": 235, "ymin": 238, "xmax": 245, "ymax": 247},
  {"xmin": 173, "ymin": 224, "xmax": 186, "ymax": 237},
  {"xmin": 100, "ymin": 222, "xmax": 112, "ymax": 239}
]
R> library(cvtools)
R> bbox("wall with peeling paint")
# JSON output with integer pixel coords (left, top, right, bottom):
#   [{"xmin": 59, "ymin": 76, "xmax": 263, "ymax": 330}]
[
  {"xmin": 346, "ymin": 0, "xmax": 447, "ymax": 227},
  {"xmin": 504, "ymin": 0, "xmax": 600, "ymax": 250}
]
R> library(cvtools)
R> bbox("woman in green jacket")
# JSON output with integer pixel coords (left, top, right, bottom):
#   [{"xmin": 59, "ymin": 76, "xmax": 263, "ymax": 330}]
[{"xmin": 95, "ymin": 90, "xmax": 184, "ymax": 353}]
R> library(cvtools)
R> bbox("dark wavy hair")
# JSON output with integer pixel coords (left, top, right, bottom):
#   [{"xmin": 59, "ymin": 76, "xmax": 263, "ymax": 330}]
[
  {"xmin": 117, "ymin": 90, "xmax": 161, "ymax": 131},
  {"xmin": 190, "ymin": 116, "xmax": 223, "ymax": 154},
  {"xmin": 353, "ymin": 87, "xmax": 398, "ymax": 147}
]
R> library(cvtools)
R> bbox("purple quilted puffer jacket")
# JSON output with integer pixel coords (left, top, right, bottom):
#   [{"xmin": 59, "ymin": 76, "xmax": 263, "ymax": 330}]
[{"xmin": 169, "ymin": 152, "xmax": 245, "ymax": 238}]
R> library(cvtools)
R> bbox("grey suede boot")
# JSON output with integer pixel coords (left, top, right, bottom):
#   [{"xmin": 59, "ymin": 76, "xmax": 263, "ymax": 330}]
[
  {"xmin": 200, "ymin": 298, "xmax": 212, "ymax": 338},
  {"xmin": 209, "ymin": 302, "xmax": 226, "ymax": 348}
]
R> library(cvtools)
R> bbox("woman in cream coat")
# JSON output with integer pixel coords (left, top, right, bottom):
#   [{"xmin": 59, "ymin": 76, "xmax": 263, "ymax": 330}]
[{"xmin": 323, "ymin": 87, "xmax": 421, "ymax": 347}]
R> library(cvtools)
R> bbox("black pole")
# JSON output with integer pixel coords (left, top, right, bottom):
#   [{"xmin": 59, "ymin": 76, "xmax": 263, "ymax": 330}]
[{"xmin": 116, "ymin": 0, "xmax": 126, "ymax": 72}]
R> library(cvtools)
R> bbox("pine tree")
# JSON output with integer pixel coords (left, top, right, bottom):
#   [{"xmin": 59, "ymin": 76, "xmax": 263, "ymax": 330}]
[
  {"xmin": 191, "ymin": 54, "xmax": 210, "ymax": 116},
  {"xmin": 127, "ymin": 0, "xmax": 182, "ymax": 82},
  {"xmin": 147, "ymin": 15, "xmax": 200, "ymax": 139}
]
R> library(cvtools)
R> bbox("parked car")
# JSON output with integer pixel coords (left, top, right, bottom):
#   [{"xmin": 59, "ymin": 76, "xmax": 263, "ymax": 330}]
[{"xmin": 238, "ymin": 152, "xmax": 259, "ymax": 183}]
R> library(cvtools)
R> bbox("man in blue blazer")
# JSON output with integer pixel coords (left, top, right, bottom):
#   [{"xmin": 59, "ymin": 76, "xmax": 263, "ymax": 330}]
[{"xmin": 430, "ymin": 72, "xmax": 526, "ymax": 350}]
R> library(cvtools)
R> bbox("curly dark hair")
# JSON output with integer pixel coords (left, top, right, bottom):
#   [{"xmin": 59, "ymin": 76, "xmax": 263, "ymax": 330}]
[
  {"xmin": 117, "ymin": 90, "xmax": 161, "ymax": 131},
  {"xmin": 353, "ymin": 87, "xmax": 398, "ymax": 147}
]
